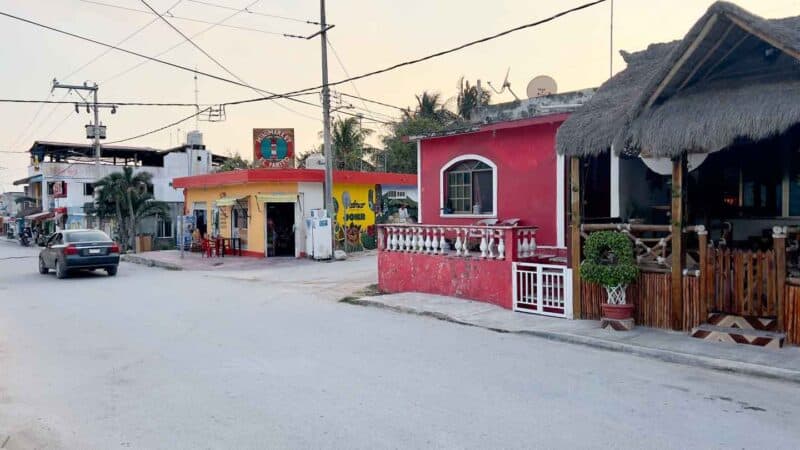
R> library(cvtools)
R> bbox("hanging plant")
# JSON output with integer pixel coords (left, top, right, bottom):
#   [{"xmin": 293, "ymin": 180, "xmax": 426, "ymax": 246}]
[{"xmin": 580, "ymin": 231, "xmax": 639, "ymax": 305}]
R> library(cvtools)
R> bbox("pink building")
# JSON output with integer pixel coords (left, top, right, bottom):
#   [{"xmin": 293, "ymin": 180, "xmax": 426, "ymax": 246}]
[{"xmin": 377, "ymin": 91, "xmax": 594, "ymax": 316}]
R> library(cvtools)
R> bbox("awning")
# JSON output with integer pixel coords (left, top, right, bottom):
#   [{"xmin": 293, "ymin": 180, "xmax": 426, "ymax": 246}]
[
  {"xmin": 215, "ymin": 195, "xmax": 249, "ymax": 207},
  {"xmin": 13, "ymin": 174, "xmax": 42, "ymax": 186},
  {"xmin": 255, "ymin": 193, "xmax": 297, "ymax": 203},
  {"xmin": 25, "ymin": 211, "xmax": 54, "ymax": 221}
]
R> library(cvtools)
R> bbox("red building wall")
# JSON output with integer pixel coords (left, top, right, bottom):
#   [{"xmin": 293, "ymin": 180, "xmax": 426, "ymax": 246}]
[
  {"xmin": 418, "ymin": 116, "xmax": 565, "ymax": 246},
  {"xmin": 378, "ymin": 252, "xmax": 513, "ymax": 309}
]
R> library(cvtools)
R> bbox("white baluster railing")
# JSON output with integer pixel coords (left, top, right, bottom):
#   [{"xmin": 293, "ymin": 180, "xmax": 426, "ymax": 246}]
[{"xmin": 378, "ymin": 224, "xmax": 537, "ymax": 261}]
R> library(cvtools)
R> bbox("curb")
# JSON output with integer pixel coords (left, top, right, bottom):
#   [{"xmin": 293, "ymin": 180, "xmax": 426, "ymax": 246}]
[
  {"xmin": 121, "ymin": 254, "xmax": 183, "ymax": 271},
  {"xmin": 347, "ymin": 298, "xmax": 800, "ymax": 385}
]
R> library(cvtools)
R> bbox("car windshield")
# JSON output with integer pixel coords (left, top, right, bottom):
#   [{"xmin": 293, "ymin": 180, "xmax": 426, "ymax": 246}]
[{"xmin": 65, "ymin": 231, "xmax": 111, "ymax": 243}]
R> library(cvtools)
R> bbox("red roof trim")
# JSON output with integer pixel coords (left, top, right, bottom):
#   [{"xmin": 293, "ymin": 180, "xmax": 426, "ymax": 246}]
[{"xmin": 173, "ymin": 168, "xmax": 416, "ymax": 189}]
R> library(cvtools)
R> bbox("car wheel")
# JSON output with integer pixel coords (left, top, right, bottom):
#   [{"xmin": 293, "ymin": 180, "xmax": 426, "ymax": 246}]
[
  {"xmin": 55, "ymin": 259, "xmax": 67, "ymax": 279},
  {"xmin": 38, "ymin": 257, "xmax": 48, "ymax": 274},
  {"xmin": 106, "ymin": 266, "xmax": 118, "ymax": 277}
]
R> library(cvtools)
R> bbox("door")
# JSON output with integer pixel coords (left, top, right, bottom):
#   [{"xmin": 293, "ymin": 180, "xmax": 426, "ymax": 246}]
[
  {"xmin": 265, "ymin": 202, "xmax": 295, "ymax": 257},
  {"xmin": 44, "ymin": 233, "xmax": 63, "ymax": 267}
]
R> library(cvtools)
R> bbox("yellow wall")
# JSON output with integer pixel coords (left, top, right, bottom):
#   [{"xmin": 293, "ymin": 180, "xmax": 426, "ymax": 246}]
[
  {"xmin": 184, "ymin": 182, "xmax": 297, "ymax": 256},
  {"xmin": 333, "ymin": 183, "xmax": 377, "ymax": 230}
]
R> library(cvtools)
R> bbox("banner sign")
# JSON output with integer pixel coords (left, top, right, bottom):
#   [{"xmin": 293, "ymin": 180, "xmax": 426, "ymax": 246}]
[{"xmin": 253, "ymin": 128, "xmax": 295, "ymax": 168}]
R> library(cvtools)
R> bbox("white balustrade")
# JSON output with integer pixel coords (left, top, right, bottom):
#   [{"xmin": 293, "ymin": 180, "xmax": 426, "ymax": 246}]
[{"xmin": 379, "ymin": 225, "xmax": 536, "ymax": 261}]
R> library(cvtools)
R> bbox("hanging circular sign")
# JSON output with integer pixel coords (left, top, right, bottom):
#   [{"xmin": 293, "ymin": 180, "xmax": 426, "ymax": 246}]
[{"xmin": 253, "ymin": 128, "xmax": 295, "ymax": 168}]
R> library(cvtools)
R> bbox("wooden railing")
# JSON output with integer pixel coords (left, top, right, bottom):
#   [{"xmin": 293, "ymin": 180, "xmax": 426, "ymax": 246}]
[
  {"xmin": 377, "ymin": 224, "xmax": 539, "ymax": 261},
  {"xmin": 580, "ymin": 223, "xmax": 673, "ymax": 270}
]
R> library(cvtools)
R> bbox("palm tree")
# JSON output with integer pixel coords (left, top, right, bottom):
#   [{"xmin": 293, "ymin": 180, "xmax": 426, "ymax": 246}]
[
  {"xmin": 94, "ymin": 167, "xmax": 167, "ymax": 252},
  {"xmin": 319, "ymin": 117, "xmax": 374, "ymax": 171},
  {"xmin": 456, "ymin": 77, "xmax": 491, "ymax": 121}
]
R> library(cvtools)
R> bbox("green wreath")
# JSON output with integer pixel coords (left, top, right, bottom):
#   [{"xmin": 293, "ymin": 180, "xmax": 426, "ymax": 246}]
[{"xmin": 580, "ymin": 231, "xmax": 639, "ymax": 288}]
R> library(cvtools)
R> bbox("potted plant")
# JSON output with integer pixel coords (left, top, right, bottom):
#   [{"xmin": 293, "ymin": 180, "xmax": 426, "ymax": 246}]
[{"xmin": 580, "ymin": 231, "xmax": 639, "ymax": 321}]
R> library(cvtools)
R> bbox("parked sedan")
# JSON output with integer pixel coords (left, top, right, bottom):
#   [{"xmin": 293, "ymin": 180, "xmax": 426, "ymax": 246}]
[{"xmin": 39, "ymin": 229, "xmax": 120, "ymax": 279}]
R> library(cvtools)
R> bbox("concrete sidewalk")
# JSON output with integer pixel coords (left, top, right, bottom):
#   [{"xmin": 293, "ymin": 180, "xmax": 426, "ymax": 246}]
[
  {"xmin": 346, "ymin": 292, "xmax": 800, "ymax": 384},
  {"xmin": 123, "ymin": 249, "xmax": 378, "ymax": 272},
  {"xmin": 122, "ymin": 250, "xmax": 273, "ymax": 271}
]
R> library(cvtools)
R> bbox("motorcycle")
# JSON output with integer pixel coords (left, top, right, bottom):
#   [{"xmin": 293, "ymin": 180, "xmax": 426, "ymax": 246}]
[{"xmin": 19, "ymin": 228, "xmax": 31, "ymax": 247}]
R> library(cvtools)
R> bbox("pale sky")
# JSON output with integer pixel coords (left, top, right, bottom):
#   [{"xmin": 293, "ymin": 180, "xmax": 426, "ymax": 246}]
[{"xmin": 0, "ymin": 0, "xmax": 798, "ymax": 190}]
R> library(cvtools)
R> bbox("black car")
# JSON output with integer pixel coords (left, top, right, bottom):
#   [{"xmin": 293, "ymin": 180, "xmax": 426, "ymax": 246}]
[{"xmin": 39, "ymin": 229, "xmax": 120, "ymax": 279}]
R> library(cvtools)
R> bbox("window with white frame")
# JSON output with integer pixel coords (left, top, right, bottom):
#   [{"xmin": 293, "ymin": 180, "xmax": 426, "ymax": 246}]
[
  {"xmin": 157, "ymin": 217, "xmax": 173, "ymax": 238},
  {"xmin": 83, "ymin": 183, "xmax": 95, "ymax": 196},
  {"xmin": 441, "ymin": 157, "xmax": 496, "ymax": 215}
]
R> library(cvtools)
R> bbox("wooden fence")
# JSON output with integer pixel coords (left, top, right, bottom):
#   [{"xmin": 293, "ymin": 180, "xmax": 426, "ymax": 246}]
[
  {"xmin": 786, "ymin": 284, "xmax": 800, "ymax": 345},
  {"xmin": 578, "ymin": 224, "xmax": 800, "ymax": 345},
  {"xmin": 705, "ymin": 248, "xmax": 779, "ymax": 317},
  {"xmin": 581, "ymin": 271, "xmax": 673, "ymax": 328}
]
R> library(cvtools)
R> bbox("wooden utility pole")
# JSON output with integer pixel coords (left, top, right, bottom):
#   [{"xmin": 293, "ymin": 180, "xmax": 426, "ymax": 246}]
[
  {"xmin": 671, "ymin": 153, "xmax": 686, "ymax": 330},
  {"xmin": 570, "ymin": 157, "xmax": 582, "ymax": 319}
]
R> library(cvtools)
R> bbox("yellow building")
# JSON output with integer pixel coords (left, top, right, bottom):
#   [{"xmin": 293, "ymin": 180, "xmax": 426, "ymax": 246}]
[{"xmin": 173, "ymin": 168, "xmax": 416, "ymax": 257}]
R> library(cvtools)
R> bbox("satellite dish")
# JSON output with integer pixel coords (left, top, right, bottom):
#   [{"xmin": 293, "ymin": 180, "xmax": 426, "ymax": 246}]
[
  {"xmin": 526, "ymin": 75, "xmax": 558, "ymax": 98},
  {"xmin": 640, "ymin": 154, "xmax": 708, "ymax": 176}
]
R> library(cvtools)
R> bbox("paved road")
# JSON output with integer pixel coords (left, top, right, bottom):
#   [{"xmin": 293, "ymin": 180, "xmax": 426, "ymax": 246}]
[{"xmin": 0, "ymin": 240, "xmax": 798, "ymax": 449}]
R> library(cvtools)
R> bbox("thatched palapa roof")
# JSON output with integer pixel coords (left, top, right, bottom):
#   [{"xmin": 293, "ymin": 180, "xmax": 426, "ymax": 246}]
[{"xmin": 557, "ymin": 1, "xmax": 800, "ymax": 158}]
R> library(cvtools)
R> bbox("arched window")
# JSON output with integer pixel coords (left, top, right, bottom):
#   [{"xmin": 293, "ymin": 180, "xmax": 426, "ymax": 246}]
[{"xmin": 440, "ymin": 155, "xmax": 497, "ymax": 216}]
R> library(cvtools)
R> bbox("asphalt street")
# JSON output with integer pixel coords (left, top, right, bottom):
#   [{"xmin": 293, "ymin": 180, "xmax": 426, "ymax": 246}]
[{"xmin": 0, "ymin": 241, "xmax": 798, "ymax": 449}]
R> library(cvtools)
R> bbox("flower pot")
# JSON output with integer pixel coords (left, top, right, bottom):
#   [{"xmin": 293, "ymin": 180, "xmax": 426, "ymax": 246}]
[{"xmin": 601, "ymin": 302, "xmax": 635, "ymax": 320}]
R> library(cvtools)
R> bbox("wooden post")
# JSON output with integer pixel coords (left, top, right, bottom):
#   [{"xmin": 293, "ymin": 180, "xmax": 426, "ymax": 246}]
[
  {"xmin": 774, "ymin": 226, "xmax": 786, "ymax": 332},
  {"xmin": 697, "ymin": 226, "xmax": 708, "ymax": 328},
  {"xmin": 570, "ymin": 157, "xmax": 582, "ymax": 319},
  {"xmin": 671, "ymin": 154, "xmax": 686, "ymax": 331}
]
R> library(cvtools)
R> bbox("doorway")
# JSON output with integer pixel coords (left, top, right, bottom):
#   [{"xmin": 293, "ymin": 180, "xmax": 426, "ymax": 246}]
[
  {"xmin": 193, "ymin": 202, "xmax": 207, "ymax": 238},
  {"xmin": 265, "ymin": 202, "xmax": 295, "ymax": 257}
]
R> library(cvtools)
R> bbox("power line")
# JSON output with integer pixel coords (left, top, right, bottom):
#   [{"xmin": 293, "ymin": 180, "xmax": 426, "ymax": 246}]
[
  {"xmin": 8, "ymin": 1, "xmax": 183, "ymax": 152},
  {"xmin": 68, "ymin": 0, "xmax": 184, "ymax": 81},
  {"xmin": 236, "ymin": 0, "xmax": 610, "ymax": 101},
  {"xmin": 138, "ymin": 0, "xmax": 331, "ymax": 122},
  {"xmin": 0, "ymin": 98, "xmax": 205, "ymax": 107},
  {"xmin": 77, "ymin": 0, "xmax": 289, "ymax": 37},
  {"xmin": 0, "ymin": 1, "xmax": 605, "ymax": 143},
  {"xmin": 339, "ymin": 93, "xmax": 406, "ymax": 112},
  {"xmin": 184, "ymin": 0, "xmax": 320, "ymax": 26},
  {"xmin": 106, "ymin": 107, "xmax": 212, "ymax": 144},
  {"xmin": 99, "ymin": 1, "xmax": 260, "ymax": 87}
]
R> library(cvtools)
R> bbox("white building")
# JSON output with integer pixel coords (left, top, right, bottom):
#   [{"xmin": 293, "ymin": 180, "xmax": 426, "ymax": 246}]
[{"xmin": 13, "ymin": 133, "xmax": 224, "ymax": 244}]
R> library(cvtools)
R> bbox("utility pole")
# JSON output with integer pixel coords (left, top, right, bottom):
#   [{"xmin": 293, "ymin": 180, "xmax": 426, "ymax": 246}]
[
  {"xmin": 320, "ymin": 0, "xmax": 334, "ymax": 225},
  {"xmin": 51, "ymin": 79, "xmax": 115, "ymax": 166}
]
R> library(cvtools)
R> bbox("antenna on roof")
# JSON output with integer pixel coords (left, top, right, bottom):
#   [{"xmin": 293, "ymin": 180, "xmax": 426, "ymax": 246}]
[{"xmin": 487, "ymin": 67, "xmax": 520, "ymax": 101}]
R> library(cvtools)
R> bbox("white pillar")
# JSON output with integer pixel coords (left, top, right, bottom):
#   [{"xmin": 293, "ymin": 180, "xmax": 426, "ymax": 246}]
[
  {"xmin": 40, "ymin": 178, "xmax": 49, "ymax": 211},
  {"xmin": 610, "ymin": 150, "xmax": 620, "ymax": 219},
  {"xmin": 556, "ymin": 153, "xmax": 566, "ymax": 247},
  {"xmin": 416, "ymin": 140, "xmax": 422, "ymax": 223}
]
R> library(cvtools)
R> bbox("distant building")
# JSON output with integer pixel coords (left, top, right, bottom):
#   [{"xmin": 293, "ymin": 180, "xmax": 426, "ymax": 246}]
[{"xmin": 12, "ymin": 134, "xmax": 225, "ymax": 244}]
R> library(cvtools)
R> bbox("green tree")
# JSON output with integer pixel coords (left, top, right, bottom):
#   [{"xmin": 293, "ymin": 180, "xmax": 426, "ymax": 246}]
[
  {"xmin": 456, "ymin": 77, "xmax": 491, "ymax": 121},
  {"xmin": 215, "ymin": 152, "xmax": 254, "ymax": 172},
  {"xmin": 379, "ymin": 115, "xmax": 443, "ymax": 174},
  {"xmin": 93, "ymin": 167, "xmax": 168, "ymax": 252},
  {"xmin": 410, "ymin": 91, "xmax": 456, "ymax": 125},
  {"xmin": 317, "ymin": 117, "xmax": 375, "ymax": 171}
]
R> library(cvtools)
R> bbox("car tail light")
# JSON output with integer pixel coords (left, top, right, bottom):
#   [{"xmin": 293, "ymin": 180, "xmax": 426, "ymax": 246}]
[
  {"xmin": 64, "ymin": 244, "xmax": 79, "ymax": 255},
  {"xmin": 109, "ymin": 244, "xmax": 120, "ymax": 254}
]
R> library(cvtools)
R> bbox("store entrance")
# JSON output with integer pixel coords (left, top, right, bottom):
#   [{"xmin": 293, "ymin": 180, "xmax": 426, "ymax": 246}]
[{"xmin": 265, "ymin": 202, "xmax": 295, "ymax": 257}]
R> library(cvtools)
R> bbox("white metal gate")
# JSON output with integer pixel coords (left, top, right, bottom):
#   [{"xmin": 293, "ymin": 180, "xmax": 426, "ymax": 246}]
[{"xmin": 513, "ymin": 263, "xmax": 573, "ymax": 318}]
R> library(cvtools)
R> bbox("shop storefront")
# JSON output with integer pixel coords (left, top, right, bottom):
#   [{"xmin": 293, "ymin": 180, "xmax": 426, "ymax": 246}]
[{"xmin": 173, "ymin": 168, "xmax": 416, "ymax": 258}]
